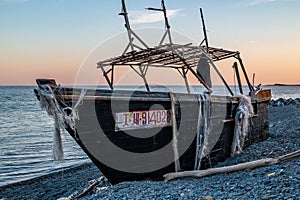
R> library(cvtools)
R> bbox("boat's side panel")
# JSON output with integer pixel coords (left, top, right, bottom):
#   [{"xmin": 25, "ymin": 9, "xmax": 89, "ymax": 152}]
[
  {"xmin": 53, "ymin": 88, "xmax": 270, "ymax": 184},
  {"xmin": 248, "ymin": 100, "xmax": 269, "ymax": 142},
  {"xmin": 74, "ymin": 92, "xmax": 203, "ymax": 183},
  {"xmin": 201, "ymin": 101, "xmax": 234, "ymax": 168}
]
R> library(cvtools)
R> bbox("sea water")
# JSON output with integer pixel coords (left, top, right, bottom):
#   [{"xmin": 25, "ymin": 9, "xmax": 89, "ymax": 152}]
[
  {"xmin": 0, "ymin": 85, "xmax": 299, "ymax": 186},
  {"xmin": 0, "ymin": 86, "xmax": 88, "ymax": 186}
]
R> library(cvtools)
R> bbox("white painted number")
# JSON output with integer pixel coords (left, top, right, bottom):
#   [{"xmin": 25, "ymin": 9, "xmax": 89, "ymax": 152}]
[{"xmin": 115, "ymin": 110, "xmax": 171, "ymax": 131}]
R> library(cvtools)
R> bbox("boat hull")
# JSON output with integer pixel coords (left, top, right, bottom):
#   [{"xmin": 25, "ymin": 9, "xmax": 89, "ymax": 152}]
[{"xmin": 34, "ymin": 80, "xmax": 270, "ymax": 184}]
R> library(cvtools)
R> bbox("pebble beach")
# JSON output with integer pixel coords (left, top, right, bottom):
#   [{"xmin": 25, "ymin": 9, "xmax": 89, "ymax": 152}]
[{"xmin": 1, "ymin": 104, "xmax": 299, "ymax": 200}]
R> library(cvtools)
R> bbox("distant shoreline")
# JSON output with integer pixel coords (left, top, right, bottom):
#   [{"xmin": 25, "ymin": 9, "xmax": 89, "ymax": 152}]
[
  {"xmin": 265, "ymin": 83, "xmax": 300, "ymax": 87},
  {"xmin": 1, "ymin": 84, "xmax": 300, "ymax": 87}
]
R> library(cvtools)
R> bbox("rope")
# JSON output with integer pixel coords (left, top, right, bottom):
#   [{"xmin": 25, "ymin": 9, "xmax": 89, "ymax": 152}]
[
  {"xmin": 170, "ymin": 92, "xmax": 181, "ymax": 172},
  {"xmin": 38, "ymin": 85, "xmax": 87, "ymax": 160},
  {"xmin": 231, "ymin": 95, "xmax": 254, "ymax": 157},
  {"xmin": 194, "ymin": 93, "xmax": 211, "ymax": 170}
]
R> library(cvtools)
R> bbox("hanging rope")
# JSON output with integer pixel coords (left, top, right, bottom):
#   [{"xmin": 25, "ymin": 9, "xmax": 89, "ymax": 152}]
[
  {"xmin": 38, "ymin": 85, "xmax": 87, "ymax": 160},
  {"xmin": 231, "ymin": 95, "xmax": 254, "ymax": 157},
  {"xmin": 194, "ymin": 93, "xmax": 211, "ymax": 170},
  {"xmin": 170, "ymin": 92, "xmax": 181, "ymax": 172}
]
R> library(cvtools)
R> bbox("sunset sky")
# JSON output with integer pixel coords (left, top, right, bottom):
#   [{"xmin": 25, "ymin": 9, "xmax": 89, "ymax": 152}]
[{"xmin": 1, "ymin": 0, "xmax": 299, "ymax": 86}]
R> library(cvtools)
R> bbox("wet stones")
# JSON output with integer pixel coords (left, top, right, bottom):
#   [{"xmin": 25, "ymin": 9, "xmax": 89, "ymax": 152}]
[{"xmin": 269, "ymin": 98, "xmax": 300, "ymax": 107}]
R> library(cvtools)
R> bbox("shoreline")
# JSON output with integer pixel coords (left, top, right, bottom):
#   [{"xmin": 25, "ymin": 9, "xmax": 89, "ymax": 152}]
[
  {"xmin": 0, "ymin": 163, "xmax": 101, "ymax": 200},
  {"xmin": 267, "ymin": 83, "xmax": 300, "ymax": 87},
  {"xmin": 1, "ymin": 105, "xmax": 299, "ymax": 199},
  {"xmin": 0, "ymin": 162, "xmax": 95, "ymax": 189},
  {"xmin": 269, "ymin": 97, "xmax": 300, "ymax": 107}
]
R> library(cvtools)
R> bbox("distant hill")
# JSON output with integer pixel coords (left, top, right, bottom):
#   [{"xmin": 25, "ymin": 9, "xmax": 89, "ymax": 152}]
[
  {"xmin": 265, "ymin": 83, "xmax": 300, "ymax": 86},
  {"xmin": 274, "ymin": 83, "xmax": 300, "ymax": 86}
]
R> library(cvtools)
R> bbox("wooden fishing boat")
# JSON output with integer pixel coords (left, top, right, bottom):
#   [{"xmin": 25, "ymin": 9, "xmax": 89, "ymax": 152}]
[{"xmin": 34, "ymin": 0, "xmax": 271, "ymax": 184}]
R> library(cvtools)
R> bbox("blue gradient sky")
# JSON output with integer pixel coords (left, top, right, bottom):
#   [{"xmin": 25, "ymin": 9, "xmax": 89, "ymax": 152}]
[{"xmin": 1, "ymin": 0, "xmax": 299, "ymax": 85}]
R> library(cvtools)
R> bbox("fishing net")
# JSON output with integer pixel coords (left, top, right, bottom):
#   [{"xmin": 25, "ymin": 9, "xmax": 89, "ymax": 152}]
[
  {"xmin": 194, "ymin": 93, "xmax": 211, "ymax": 170},
  {"xmin": 231, "ymin": 95, "xmax": 254, "ymax": 157},
  {"xmin": 38, "ymin": 85, "xmax": 86, "ymax": 160}
]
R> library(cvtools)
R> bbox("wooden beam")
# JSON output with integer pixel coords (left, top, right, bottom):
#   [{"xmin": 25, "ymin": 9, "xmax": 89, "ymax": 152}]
[
  {"xmin": 164, "ymin": 149, "xmax": 300, "ymax": 182},
  {"xmin": 233, "ymin": 62, "xmax": 243, "ymax": 94}
]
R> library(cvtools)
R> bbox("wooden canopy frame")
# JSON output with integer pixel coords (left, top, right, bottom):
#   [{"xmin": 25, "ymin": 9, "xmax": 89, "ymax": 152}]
[{"xmin": 96, "ymin": 0, "xmax": 254, "ymax": 95}]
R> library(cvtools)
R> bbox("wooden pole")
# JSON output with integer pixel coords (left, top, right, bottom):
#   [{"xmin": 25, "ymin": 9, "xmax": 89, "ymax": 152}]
[
  {"xmin": 209, "ymin": 60, "xmax": 234, "ymax": 96},
  {"xmin": 233, "ymin": 62, "xmax": 243, "ymax": 94},
  {"xmin": 182, "ymin": 69, "xmax": 191, "ymax": 94},
  {"xmin": 170, "ymin": 93, "xmax": 181, "ymax": 172},
  {"xmin": 252, "ymin": 73, "xmax": 255, "ymax": 88},
  {"xmin": 164, "ymin": 149, "xmax": 300, "ymax": 182},
  {"xmin": 161, "ymin": 0, "xmax": 173, "ymax": 44},
  {"xmin": 200, "ymin": 8, "xmax": 209, "ymax": 53},
  {"xmin": 236, "ymin": 54, "xmax": 254, "ymax": 92},
  {"xmin": 120, "ymin": 0, "xmax": 134, "ymax": 51},
  {"xmin": 147, "ymin": 0, "xmax": 173, "ymax": 45}
]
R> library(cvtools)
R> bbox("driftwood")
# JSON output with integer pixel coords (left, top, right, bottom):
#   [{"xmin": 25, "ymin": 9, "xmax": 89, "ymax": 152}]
[
  {"xmin": 58, "ymin": 179, "xmax": 101, "ymax": 200},
  {"xmin": 164, "ymin": 149, "xmax": 300, "ymax": 182},
  {"xmin": 75, "ymin": 180, "xmax": 100, "ymax": 199}
]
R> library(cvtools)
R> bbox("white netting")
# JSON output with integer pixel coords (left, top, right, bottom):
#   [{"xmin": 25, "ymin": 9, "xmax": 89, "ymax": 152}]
[
  {"xmin": 38, "ymin": 85, "xmax": 86, "ymax": 160},
  {"xmin": 194, "ymin": 93, "xmax": 211, "ymax": 170},
  {"xmin": 170, "ymin": 93, "xmax": 181, "ymax": 172},
  {"xmin": 231, "ymin": 95, "xmax": 254, "ymax": 157}
]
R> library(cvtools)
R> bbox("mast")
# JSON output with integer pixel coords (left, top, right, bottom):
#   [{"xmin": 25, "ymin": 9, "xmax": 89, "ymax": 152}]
[
  {"xmin": 200, "ymin": 8, "xmax": 209, "ymax": 53},
  {"xmin": 119, "ymin": 0, "xmax": 149, "ymax": 53},
  {"xmin": 236, "ymin": 53, "xmax": 254, "ymax": 92},
  {"xmin": 162, "ymin": 0, "xmax": 173, "ymax": 44},
  {"xmin": 119, "ymin": 0, "xmax": 134, "ymax": 51},
  {"xmin": 233, "ymin": 62, "xmax": 243, "ymax": 94},
  {"xmin": 147, "ymin": 0, "xmax": 173, "ymax": 45}
]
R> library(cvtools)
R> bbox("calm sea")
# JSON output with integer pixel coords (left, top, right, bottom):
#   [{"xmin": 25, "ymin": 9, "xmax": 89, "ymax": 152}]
[{"xmin": 0, "ymin": 85, "xmax": 299, "ymax": 186}]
